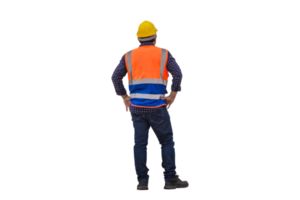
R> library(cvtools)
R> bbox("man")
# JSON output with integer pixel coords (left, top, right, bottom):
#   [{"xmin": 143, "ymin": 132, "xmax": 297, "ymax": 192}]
[{"xmin": 112, "ymin": 21, "xmax": 188, "ymax": 190}]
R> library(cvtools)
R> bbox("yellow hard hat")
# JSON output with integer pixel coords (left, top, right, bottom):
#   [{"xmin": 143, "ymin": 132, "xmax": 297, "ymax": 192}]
[{"xmin": 137, "ymin": 21, "xmax": 157, "ymax": 38}]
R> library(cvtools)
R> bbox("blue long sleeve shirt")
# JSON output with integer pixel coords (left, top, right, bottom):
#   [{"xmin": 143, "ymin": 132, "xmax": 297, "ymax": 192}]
[{"xmin": 112, "ymin": 42, "xmax": 182, "ymax": 114}]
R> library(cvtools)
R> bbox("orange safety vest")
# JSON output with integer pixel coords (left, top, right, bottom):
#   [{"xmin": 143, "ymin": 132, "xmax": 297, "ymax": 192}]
[{"xmin": 125, "ymin": 45, "xmax": 169, "ymax": 108}]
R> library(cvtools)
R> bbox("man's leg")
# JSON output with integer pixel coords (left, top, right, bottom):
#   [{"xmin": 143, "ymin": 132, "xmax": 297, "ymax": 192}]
[
  {"xmin": 149, "ymin": 106, "xmax": 178, "ymax": 181},
  {"xmin": 130, "ymin": 113, "xmax": 151, "ymax": 182}
]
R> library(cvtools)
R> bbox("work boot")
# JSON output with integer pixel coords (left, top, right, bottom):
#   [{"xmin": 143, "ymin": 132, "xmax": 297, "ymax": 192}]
[
  {"xmin": 137, "ymin": 181, "xmax": 148, "ymax": 190},
  {"xmin": 164, "ymin": 175, "xmax": 189, "ymax": 189}
]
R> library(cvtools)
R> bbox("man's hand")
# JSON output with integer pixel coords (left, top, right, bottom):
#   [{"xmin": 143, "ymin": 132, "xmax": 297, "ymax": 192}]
[
  {"xmin": 161, "ymin": 91, "xmax": 178, "ymax": 109},
  {"xmin": 122, "ymin": 94, "xmax": 131, "ymax": 112}
]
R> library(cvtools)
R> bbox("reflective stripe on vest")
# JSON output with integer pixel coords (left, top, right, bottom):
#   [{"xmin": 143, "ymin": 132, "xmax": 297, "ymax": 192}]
[
  {"xmin": 130, "ymin": 93, "xmax": 165, "ymax": 99},
  {"xmin": 126, "ymin": 48, "xmax": 167, "ymax": 86}
]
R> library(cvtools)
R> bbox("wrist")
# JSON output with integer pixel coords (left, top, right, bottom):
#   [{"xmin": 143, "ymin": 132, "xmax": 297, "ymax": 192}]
[
  {"xmin": 121, "ymin": 94, "xmax": 129, "ymax": 99},
  {"xmin": 170, "ymin": 91, "xmax": 177, "ymax": 98}
]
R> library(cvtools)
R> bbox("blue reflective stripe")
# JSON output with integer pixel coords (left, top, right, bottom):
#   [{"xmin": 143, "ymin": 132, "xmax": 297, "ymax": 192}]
[
  {"xmin": 129, "ymin": 83, "xmax": 167, "ymax": 95},
  {"xmin": 130, "ymin": 98, "xmax": 167, "ymax": 107}
]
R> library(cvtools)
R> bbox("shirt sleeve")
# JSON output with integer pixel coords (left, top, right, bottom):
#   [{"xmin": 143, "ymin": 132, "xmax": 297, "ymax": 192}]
[
  {"xmin": 111, "ymin": 54, "xmax": 128, "ymax": 95},
  {"xmin": 166, "ymin": 51, "xmax": 183, "ymax": 92}
]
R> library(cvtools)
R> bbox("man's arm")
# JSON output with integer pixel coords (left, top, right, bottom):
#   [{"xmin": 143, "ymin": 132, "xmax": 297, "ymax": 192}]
[
  {"xmin": 167, "ymin": 50, "xmax": 184, "ymax": 94},
  {"xmin": 162, "ymin": 50, "xmax": 184, "ymax": 110},
  {"xmin": 109, "ymin": 53, "xmax": 128, "ymax": 98}
]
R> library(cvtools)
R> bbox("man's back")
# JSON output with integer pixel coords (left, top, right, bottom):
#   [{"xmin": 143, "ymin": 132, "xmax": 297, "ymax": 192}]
[{"xmin": 111, "ymin": 41, "xmax": 182, "ymax": 113}]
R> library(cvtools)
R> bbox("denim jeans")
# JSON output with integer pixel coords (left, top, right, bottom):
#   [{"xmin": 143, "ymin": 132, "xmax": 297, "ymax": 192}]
[{"xmin": 131, "ymin": 106, "xmax": 176, "ymax": 182}]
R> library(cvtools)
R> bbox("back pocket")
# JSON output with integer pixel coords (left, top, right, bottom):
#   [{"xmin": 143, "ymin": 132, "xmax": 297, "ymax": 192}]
[
  {"xmin": 150, "ymin": 107, "xmax": 164, "ymax": 123},
  {"xmin": 131, "ymin": 113, "xmax": 141, "ymax": 122}
]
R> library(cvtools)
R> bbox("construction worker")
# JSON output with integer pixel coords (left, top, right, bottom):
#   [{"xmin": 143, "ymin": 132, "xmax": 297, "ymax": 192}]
[{"xmin": 112, "ymin": 21, "xmax": 188, "ymax": 190}]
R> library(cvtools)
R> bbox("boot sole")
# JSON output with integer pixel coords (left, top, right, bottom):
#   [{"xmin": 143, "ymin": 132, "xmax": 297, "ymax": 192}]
[
  {"xmin": 135, "ymin": 189, "xmax": 150, "ymax": 192},
  {"xmin": 164, "ymin": 186, "xmax": 176, "ymax": 189},
  {"xmin": 135, "ymin": 187, "xmax": 151, "ymax": 191},
  {"xmin": 164, "ymin": 184, "xmax": 189, "ymax": 190}
]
